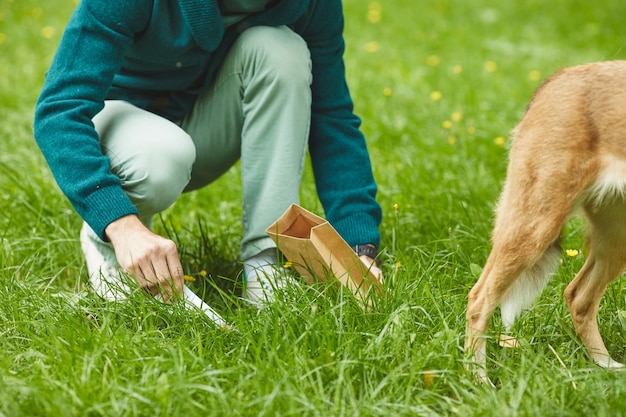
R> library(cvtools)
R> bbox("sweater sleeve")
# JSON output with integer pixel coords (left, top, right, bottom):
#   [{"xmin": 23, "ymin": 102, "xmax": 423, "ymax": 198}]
[
  {"xmin": 34, "ymin": 0, "xmax": 151, "ymax": 239},
  {"xmin": 295, "ymin": 0, "xmax": 382, "ymax": 248}
]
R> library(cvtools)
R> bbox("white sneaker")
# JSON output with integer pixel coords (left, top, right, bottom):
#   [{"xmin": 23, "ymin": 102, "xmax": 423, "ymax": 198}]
[
  {"xmin": 80, "ymin": 222, "xmax": 131, "ymax": 300},
  {"xmin": 243, "ymin": 248, "xmax": 287, "ymax": 305}
]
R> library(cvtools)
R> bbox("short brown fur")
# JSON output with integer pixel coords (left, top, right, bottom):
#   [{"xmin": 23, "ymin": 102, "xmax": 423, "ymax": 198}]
[{"xmin": 465, "ymin": 61, "xmax": 626, "ymax": 382}]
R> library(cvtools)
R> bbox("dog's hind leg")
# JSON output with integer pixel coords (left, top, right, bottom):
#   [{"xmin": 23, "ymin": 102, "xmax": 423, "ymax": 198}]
[
  {"xmin": 465, "ymin": 183, "xmax": 569, "ymax": 380},
  {"xmin": 564, "ymin": 200, "xmax": 626, "ymax": 368},
  {"xmin": 465, "ymin": 232, "xmax": 562, "ymax": 380},
  {"xmin": 465, "ymin": 127, "xmax": 590, "ymax": 379}
]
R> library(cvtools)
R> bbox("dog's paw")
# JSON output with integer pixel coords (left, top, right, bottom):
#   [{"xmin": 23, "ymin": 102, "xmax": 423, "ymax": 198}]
[{"xmin": 593, "ymin": 356, "xmax": 624, "ymax": 369}]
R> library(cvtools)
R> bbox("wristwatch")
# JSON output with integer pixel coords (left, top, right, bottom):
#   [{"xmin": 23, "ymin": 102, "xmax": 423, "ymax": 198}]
[{"xmin": 352, "ymin": 244, "xmax": 380, "ymax": 266}]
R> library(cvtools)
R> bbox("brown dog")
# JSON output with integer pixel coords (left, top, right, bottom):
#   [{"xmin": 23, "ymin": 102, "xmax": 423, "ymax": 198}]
[{"xmin": 465, "ymin": 60, "xmax": 626, "ymax": 381}]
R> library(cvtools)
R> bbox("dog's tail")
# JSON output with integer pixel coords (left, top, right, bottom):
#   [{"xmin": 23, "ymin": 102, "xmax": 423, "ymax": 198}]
[{"xmin": 499, "ymin": 242, "xmax": 561, "ymax": 330}]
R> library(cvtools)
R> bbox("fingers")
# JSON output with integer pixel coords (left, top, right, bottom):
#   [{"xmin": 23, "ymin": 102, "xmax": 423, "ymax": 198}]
[
  {"xmin": 137, "ymin": 244, "xmax": 184, "ymax": 302},
  {"xmin": 165, "ymin": 249, "xmax": 185, "ymax": 300},
  {"xmin": 136, "ymin": 259, "xmax": 175, "ymax": 299},
  {"xmin": 120, "ymin": 239, "xmax": 184, "ymax": 301},
  {"xmin": 359, "ymin": 255, "xmax": 384, "ymax": 282}
]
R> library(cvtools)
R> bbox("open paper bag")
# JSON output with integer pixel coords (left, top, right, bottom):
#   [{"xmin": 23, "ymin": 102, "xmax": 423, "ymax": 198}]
[{"xmin": 266, "ymin": 204, "xmax": 382, "ymax": 305}]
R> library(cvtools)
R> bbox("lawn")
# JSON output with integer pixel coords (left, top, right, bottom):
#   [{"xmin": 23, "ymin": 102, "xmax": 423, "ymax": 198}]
[{"xmin": 2, "ymin": 0, "xmax": 626, "ymax": 415}]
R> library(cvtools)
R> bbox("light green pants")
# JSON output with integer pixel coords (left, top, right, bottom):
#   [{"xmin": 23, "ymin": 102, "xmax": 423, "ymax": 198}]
[{"xmin": 92, "ymin": 26, "xmax": 312, "ymax": 260}]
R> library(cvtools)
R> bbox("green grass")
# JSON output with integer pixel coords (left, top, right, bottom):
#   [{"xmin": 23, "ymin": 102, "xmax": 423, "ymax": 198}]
[{"xmin": 2, "ymin": 0, "xmax": 626, "ymax": 415}]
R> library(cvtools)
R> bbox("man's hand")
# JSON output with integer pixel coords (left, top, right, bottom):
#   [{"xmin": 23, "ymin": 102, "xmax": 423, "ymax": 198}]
[
  {"xmin": 105, "ymin": 214, "xmax": 184, "ymax": 301},
  {"xmin": 359, "ymin": 255, "xmax": 383, "ymax": 282}
]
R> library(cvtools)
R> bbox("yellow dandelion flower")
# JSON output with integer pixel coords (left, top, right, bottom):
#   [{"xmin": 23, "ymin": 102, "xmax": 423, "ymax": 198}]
[
  {"xmin": 367, "ymin": 9, "xmax": 381, "ymax": 23},
  {"xmin": 467, "ymin": 126, "xmax": 476, "ymax": 134},
  {"xmin": 448, "ymin": 136, "xmax": 456, "ymax": 145},
  {"xmin": 395, "ymin": 261, "xmax": 401, "ymax": 270},
  {"xmin": 451, "ymin": 111, "xmax": 463, "ymax": 122},
  {"xmin": 426, "ymin": 55, "xmax": 440, "ymax": 67},
  {"xmin": 393, "ymin": 203, "xmax": 399, "ymax": 212},
  {"xmin": 430, "ymin": 91, "xmax": 442, "ymax": 101},
  {"xmin": 284, "ymin": 261, "xmax": 293, "ymax": 269},
  {"xmin": 494, "ymin": 136, "xmax": 506, "ymax": 146},
  {"xmin": 566, "ymin": 249, "xmax": 579, "ymax": 257},
  {"xmin": 199, "ymin": 270, "xmax": 207, "ymax": 277},
  {"xmin": 365, "ymin": 41, "xmax": 379, "ymax": 53},
  {"xmin": 382, "ymin": 87, "xmax": 392, "ymax": 97},
  {"xmin": 442, "ymin": 120, "xmax": 452, "ymax": 129},
  {"xmin": 529, "ymin": 70, "xmax": 541, "ymax": 81},
  {"xmin": 453, "ymin": 65, "xmax": 463, "ymax": 74},
  {"xmin": 423, "ymin": 370, "xmax": 436, "ymax": 388},
  {"xmin": 0, "ymin": 33, "xmax": 5, "ymax": 45},
  {"xmin": 484, "ymin": 60, "xmax": 497, "ymax": 73},
  {"xmin": 183, "ymin": 275, "xmax": 196, "ymax": 282},
  {"xmin": 41, "ymin": 26, "xmax": 56, "ymax": 39}
]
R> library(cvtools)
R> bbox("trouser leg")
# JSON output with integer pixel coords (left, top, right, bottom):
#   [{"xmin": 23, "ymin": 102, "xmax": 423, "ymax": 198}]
[
  {"xmin": 181, "ymin": 25, "xmax": 312, "ymax": 261},
  {"xmin": 93, "ymin": 100, "xmax": 196, "ymax": 226}
]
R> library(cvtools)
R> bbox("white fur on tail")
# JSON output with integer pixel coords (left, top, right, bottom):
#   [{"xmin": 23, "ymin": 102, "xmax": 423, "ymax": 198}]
[{"xmin": 499, "ymin": 244, "xmax": 561, "ymax": 329}]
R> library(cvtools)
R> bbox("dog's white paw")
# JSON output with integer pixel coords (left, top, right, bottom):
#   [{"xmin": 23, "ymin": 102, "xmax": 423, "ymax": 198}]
[{"xmin": 593, "ymin": 356, "xmax": 624, "ymax": 369}]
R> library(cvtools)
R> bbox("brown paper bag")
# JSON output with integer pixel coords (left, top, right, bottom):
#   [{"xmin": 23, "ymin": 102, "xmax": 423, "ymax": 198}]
[{"xmin": 266, "ymin": 204, "xmax": 382, "ymax": 305}]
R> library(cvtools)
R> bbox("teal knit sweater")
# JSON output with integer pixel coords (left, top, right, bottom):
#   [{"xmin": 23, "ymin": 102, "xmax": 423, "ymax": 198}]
[{"xmin": 34, "ymin": 0, "xmax": 382, "ymax": 248}]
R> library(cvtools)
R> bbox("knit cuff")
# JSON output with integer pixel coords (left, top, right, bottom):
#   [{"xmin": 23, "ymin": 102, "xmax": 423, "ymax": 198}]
[{"xmin": 80, "ymin": 185, "xmax": 139, "ymax": 241}]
